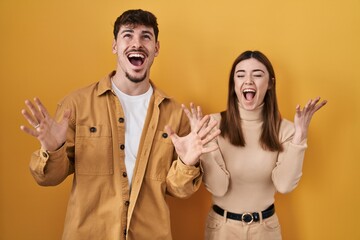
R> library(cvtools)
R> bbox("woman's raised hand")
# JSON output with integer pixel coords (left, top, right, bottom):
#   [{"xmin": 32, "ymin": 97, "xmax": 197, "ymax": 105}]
[{"xmin": 292, "ymin": 97, "xmax": 327, "ymax": 144}]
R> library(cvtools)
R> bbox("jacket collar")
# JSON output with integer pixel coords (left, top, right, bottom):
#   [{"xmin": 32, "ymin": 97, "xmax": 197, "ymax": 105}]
[{"xmin": 97, "ymin": 71, "xmax": 171, "ymax": 104}]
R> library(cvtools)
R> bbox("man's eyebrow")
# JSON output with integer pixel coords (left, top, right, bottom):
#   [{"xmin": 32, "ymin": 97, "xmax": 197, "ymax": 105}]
[
  {"xmin": 120, "ymin": 29, "xmax": 134, "ymax": 34},
  {"xmin": 142, "ymin": 30, "xmax": 154, "ymax": 36}
]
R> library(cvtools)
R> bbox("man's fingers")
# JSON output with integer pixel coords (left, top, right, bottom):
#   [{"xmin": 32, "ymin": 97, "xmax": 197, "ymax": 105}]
[
  {"xmin": 20, "ymin": 125, "xmax": 38, "ymax": 137},
  {"xmin": 165, "ymin": 125, "xmax": 180, "ymax": 143},
  {"xmin": 165, "ymin": 125, "xmax": 174, "ymax": 135},
  {"xmin": 61, "ymin": 109, "xmax": 72, "ymax": 124},
  {"xmin": 202, "ymin": 144, "xmax": 219, "ymax": 154},
  {"xmin": 34, "ymin": 97, "xmax": 50, "ymax": 118},
  {"xmin": 24, "ymin": 99, "xmax": 45, "ymax": 125},
  {"xmin": 201, "ymin": 129, "xmax": 221, "ymax": 145},
  {"xmin": 193, "ymin": 115, "xmax": 210, "ymax": 133},
  {"xmin": 197, "ymin": 117, "xmax": 217, "ymax": 137},
  {"xmin": 21, "ymin": 108, "xmax": 38, "ymax": 127}
]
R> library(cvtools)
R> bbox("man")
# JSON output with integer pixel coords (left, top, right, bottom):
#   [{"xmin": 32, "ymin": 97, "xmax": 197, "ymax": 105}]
[{"xmin": 20, "ymin": 9, "xmax": 219, "ymax": 240}]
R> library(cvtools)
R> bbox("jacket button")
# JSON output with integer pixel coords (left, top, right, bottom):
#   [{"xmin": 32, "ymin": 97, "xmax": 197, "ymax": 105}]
[
  {"xmin": 125, "ymin": 201, "xmax": 130, "ymax": 206},
  {"xmin": 89, "ymin": 127, "xmax": 97, "ymax": 133},
  {"xmin": 123, "ymin": 229, "xmax": 127, "ymax": 236},
  {"xmin": 122, "ymin": 172, "xmax": 127, "ymax": 177},
  {"xmin": 120, "ymin": 144, "xmax": 125, "ymax": 150},
  {"xmin": 42, "ymin": 152, "xmax": 48, "ymax": 158},
  {"xmin": 118, "ymin": 117, "xmax": 124, "ymax": 123},
  {"xmin": 162, "ymin": 133, "xmax": 168, "ymax": 138}
]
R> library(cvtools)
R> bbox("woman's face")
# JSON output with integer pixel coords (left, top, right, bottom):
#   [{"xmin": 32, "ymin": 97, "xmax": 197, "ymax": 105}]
[{"xmin": 234, "ymin": 58, "xmax": 270, "ymax": 110}]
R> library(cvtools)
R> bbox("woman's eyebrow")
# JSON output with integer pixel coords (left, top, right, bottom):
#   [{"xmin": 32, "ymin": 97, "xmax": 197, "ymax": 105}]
[
  {"xmin": 235, "ymin": 69, "xmax": 265, "ymax": 74},
  {"xmin": 252, "ymin": 69, "xmax": 265, "ymax": 73}
]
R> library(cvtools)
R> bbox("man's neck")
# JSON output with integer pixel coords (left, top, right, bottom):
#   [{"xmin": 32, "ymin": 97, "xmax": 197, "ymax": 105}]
[{"xmin": 111, "ymin": 72, "xmax": 151, "ymax": 96}]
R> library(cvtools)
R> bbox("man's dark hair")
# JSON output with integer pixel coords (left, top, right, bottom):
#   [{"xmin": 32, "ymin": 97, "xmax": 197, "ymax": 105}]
[{"xmin": 113, "ymin": 9, "xmax": 159, "ymax": 41}]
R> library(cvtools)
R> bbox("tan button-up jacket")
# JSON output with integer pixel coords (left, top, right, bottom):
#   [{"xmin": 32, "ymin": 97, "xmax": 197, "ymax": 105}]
[{"xmin": 29, "ymin": 72, "xmax": 202, "ymax": 240}]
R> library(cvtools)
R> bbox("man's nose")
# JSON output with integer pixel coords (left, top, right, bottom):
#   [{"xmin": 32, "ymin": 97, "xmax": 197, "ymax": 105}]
[{"xmin": 131, "ymin": 36, "xmax": 142, "ymax": 48}]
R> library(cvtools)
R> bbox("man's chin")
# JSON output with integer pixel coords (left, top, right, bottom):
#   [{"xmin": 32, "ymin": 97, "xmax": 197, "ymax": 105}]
[{"xmin": 126, "ymin": 72, "xmax": 147, "ymax": 83}]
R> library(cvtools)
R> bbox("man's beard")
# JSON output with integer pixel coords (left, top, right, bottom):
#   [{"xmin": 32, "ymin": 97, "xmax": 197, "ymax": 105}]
[{"xmin": 126, "ymin": 71, "xmax": 147, "ymax": 83}]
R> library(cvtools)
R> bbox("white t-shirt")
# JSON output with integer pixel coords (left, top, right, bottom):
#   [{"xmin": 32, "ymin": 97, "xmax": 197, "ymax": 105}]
[{"xmin": 112, "ymin": 82, "xmax": 153, "ymax": 186}]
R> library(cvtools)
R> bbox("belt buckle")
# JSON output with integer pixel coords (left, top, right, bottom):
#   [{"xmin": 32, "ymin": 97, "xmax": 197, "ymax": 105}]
[{"xmin": 241, "ymin": 212, "xmax": 254, "ymax": 224}]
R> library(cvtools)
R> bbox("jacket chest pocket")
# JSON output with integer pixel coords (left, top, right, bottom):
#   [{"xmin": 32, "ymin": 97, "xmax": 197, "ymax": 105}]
[
  {"xmin": 145, "ymin": 130, "xmax": 174, "ymax": 181},
  {"xmin": 75, "ymin": 125, "xmax": 114, "ymax": 175}
]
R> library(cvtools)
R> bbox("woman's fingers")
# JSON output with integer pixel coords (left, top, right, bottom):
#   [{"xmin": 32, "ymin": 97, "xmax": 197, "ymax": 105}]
[
  {"xmin": 197, "ymin": 105, "xmax": 203, "ymax": 119},
  {"xmin": 181, "ymin": 104, "xmax": 192, "ymax": 119},
  {"xmin": 182, "ymin": 102, "xmax": 203, "ymax": 120},
  {"xmin": 297, "ymin": 97, "xmax": 327, "ymax": 115}
]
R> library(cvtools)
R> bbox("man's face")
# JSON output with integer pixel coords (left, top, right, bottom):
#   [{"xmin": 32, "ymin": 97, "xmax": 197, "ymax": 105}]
[{"xmin": 112, "ymin": 24, "xmax": 159, "ymax": 83}]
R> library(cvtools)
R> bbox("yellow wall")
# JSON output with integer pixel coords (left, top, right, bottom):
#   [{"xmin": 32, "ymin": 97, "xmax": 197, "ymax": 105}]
[{"xmin": 1, "ymin": 0, "xmax": 359, "ymax": 239}]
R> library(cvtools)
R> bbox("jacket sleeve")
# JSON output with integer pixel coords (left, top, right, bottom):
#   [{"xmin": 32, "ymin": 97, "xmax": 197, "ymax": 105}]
[
  {"xmin": 271, "ymin": 119, "xmax": 307, "ymax": 194},
  {"xmin": 166, "ymin": 159, "xmax": 202, "ymax": 198},
  {"xmin": 200, "ymin": 114, "xmax": 230, "ymax": 197},
  {"xmin": 29, "ymin": 99, "xmax": 75, "ymax": 186}
]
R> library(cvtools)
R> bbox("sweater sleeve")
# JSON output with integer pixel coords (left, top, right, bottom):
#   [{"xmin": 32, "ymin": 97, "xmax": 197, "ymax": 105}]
[
  {"xmin": 200, "ymin": 114, "xmax": 230, "ymax": 197},
  {"xmin": 29, "ymin": 99, "xmax": 75, "ymax": 186},
  {"xmin": 271, "ymin": 119, "xmax": 307, "ymax": 194}
]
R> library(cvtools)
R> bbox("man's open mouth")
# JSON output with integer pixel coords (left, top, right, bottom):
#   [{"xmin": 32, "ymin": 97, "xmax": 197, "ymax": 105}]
[{"xmin": 128, "ymin": 53, "xmax": 145, "ymax": 66}]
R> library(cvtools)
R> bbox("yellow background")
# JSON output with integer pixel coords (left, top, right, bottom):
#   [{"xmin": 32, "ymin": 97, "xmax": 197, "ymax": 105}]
[{"xmin": 1, "ymin": 0, "xmax": 359, "ymax": 239}]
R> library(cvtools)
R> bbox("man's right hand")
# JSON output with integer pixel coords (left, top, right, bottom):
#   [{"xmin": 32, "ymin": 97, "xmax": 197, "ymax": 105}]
[{"xmin": 20, "ymin": 98, "xmax": 71, "ymax": 152}]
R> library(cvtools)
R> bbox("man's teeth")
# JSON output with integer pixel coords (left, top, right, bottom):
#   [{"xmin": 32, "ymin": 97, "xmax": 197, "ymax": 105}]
[{"xmin": 128, "ymin": 53, "xmax": 144, "ymax": 58}]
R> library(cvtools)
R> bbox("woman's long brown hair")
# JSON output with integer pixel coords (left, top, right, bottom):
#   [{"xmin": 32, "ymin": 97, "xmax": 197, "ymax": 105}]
[{"xmin": 220, "ymin": 50, "xmax": 283, "ymax": 152}]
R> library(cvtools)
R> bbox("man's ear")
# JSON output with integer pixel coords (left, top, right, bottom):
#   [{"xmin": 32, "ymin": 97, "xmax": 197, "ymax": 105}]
[
  {"xmin": 112, "ymin": 39, "xmax": 117, "ymax": 54},
  {"xmin": 155, "ymin": 41, "xmax": 160, "ymax": 57}
]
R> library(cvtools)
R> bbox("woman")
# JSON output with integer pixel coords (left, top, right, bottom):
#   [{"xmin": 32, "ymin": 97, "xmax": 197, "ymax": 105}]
[{"xmin": 191, "ymin": 50, "xmax": 326, "ymax": 239}]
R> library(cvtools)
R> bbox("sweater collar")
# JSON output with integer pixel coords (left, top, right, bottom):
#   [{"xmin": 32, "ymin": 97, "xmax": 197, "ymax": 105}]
[{"xmin": 239, "ymin": 103, "xmax": 264, "ymax": 121}]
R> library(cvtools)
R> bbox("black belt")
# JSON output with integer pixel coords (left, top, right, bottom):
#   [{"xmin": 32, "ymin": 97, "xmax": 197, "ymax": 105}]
[{"xmin": 212, "ymin": 204, "xmax": 275, "ymax": 224}]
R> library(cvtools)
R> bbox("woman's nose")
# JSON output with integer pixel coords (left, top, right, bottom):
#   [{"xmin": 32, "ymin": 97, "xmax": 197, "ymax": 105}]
[{"xmin": 244, "ymin": 76, "xmax": 254, "ymax": 85}]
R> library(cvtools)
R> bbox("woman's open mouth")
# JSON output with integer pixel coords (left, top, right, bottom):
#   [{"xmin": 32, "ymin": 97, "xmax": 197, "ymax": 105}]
[{"xmin": 243, "ymin": 88, "xmax": 256, "ymax": 101}]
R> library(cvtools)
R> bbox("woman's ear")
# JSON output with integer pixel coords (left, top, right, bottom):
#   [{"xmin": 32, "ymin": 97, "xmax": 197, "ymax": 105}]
[{"xmin": 268, "ymin": 78, "xmax": 275, "ymax": 89}]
